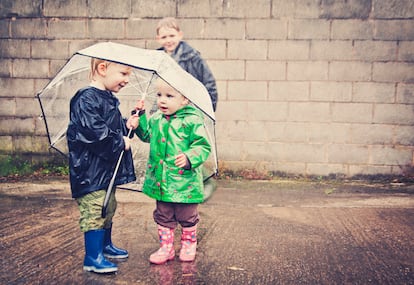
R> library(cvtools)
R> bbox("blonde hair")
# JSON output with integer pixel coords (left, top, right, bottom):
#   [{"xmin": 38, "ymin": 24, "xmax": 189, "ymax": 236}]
[
  {"xmin": 89, "ymin": 58, "xmax": 110, "ymax": 80},
  {"xmin": 156, "ymin": 17, "xmax": 180, "ymax": 35}
]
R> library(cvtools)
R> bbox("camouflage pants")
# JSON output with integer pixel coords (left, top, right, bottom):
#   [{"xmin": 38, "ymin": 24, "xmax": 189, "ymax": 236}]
[{"xmin": 76, "ymin": 189, "xmax": 116, "ymax": 232}]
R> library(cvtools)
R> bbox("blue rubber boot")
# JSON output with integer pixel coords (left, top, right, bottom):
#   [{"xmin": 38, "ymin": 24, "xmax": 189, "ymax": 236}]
[
  {"xmin": 83, "ymin": 229, "xmax": 118, "ymax": 273},
  {"xmin": 103, "ymin": 224, "xmax": 129, "ymax": 259}
]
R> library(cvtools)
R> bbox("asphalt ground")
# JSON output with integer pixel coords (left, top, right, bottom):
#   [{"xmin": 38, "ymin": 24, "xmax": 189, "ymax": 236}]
[{"xmin": 0, "ymin": 177, "xmax": 413, "ymax": 284}]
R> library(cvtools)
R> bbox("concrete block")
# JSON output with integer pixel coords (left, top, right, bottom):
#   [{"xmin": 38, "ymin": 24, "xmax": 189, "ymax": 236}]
[
  {"xmin": 328, "ymin": 144, "xmax": 369, "ymax": 164},
  {"xmin": 34, "ymin": 117, "xmax": 47, "ymax": 136},
  {"xmin": 88, "ymin": 19, "xmax": 125, "ymax": 39},
  {"xmin": 0, "ymin": 59, "xmax": 11, "ymax": 77},
  {"xmin": 177, "ymin": 0, "xmax": 211, "ymax": 17},
  {"xmin": 228, "ymin": 40, "xmax": 267, "ymax": 60},
  {"xmin": 373, "ymin": 62, "xmax": 414, "ymax": 83},
  {"xmin": 43, "ymin": 0, "xmax": 88, "ymax": 17},
  {"xmin": 271, "ymin": 161, "xmax": 307, "ymax": 175},
  {"xmin": 399, "ymin": 41, "xmax": 414, "ymax": 61},
  {"xmin": 35, "ymin": 79, "xmax": 51, "ymax": 95},
  {"xmin": 228, "ymin": 81, "xmax": 267, "ymax": 101},
  {"xmin": 31, "ymin": 135, "xmax": 51, "ymax": 153},
  {"xmin": 350, "ymin": 124, "xmax": 394, "ymax": 145},
  {"xmin": 288, "ymin": 102, "xmax": 331, "ymax": 122},
  {"xmin": 246, "ymin": 20, "xmax": 287, "ymax": 40},
  {"xmin": 373, "ymin": 104, "xmax": 414, "ymax": 125},
  {"xmin": 287, "ymin": 61, "xmax": 328, "ymax": 81},
  {"xmin": 50, "ymin": 60, "xmax": 69, "ymax": 78},
  {"xmin": 0, "ymin": 0, "xmax": 41, "ymax": 17},
  {"xmin": 0, "ymin": 98, "xmax": 15, "ymax": 116},
  {"xmin": 48, "ymin": 19, "xmax": 87, "ymax": 39},
  {"xmin": 0, "ymin": 136, "xmax": 13, "ymax": 152},
  {"xmin": 0, "ymin": 78, "xmax": 34, "ymax": 97},
  {"xmin": 215, "ymin": 101, "xmax": 248, "ymax": 121},
  {"xmin": 311, "ymin": 82, "xmax": 352, "ymax": 102},
  {"xmin": 374, "ymin": 20, "xmax": 414, "ymax": 41},
  {"xmin": 89, "ymin": 0, "xmax": 130, "ymax": 18},
  {"xmin": 269, "ymin": 40, "xmax": 310, "ymax": 60},
  {"xmin": 247, "ymin": 102, "xmax": 288, "ymax": 122},
  {"xmin": 132, "ymin": 0, "xmax": 175, "ymax": 18},
  {"xmin": 311, "ymin": 40, "xmax": 355, "ymax": 61},
  {"xmin": 272, "ymin": 0, "xmax": 321, "ymax": 18},
  {"xmin": 329, "ymin": 61, "xmax": 371, "ymax": 81},
  {"xmin": 397, "ymin": 83, "xmax": 414, "ymax": 104},
  {"xmin": 126, "ymin": 19, "xmax": 159, "ymax": 39},
  {"xmin": 269, "ymin": 81, "xmax": 309, "ymax": 102},
  {"xmin": 370, "ymin": 146, "xmax": 413, "ymax": 165},
  {"xmin": 331, "ymin": 20, "xmax": 373, "ymax": 40},
  {"xmin": 320, "ymin": 0, "xmax": 371, "ymax": 19},
  {"xmin": 353, "ymin": 82, "xmax": 395, "ymax": 103},
  {"xmin": 267, "ymin": 122, "xmax": 308, "ymax": 142},
  {"xmin": 349, "ymin": 165, "xmax": 394, "ymax": 176},
  {"xmin": 0, "ymin": 118, "xmax": 33, "ymax": 135},
  {"xmin": 307, "ymin": 123, "xmax": 351, "ymax": 144},
  {"xmin": 217, "ymin": 121, "xmax": 268, "ymax": 142},
  {"xmin": 31, "ymin": 40, "xmax": 70, "ymax": 60},
  {"xmin": 394, "ymin": 126, "xmax": 414, "ymax": 146},
  {"xmin": 208, "ymin": 60, "xmax": 245, "ymax": 80},
  {"xmin": 289, "ymin": 19, "xmax": 330, "ymax": 40},
  {"xmin": 10, "ymin": 18, "xmax": 47, "ymax": 39},
  {"xmin": 16, "ymin": 98, "xmax": 40, "ymax": 117},
  {"xmin": 0, "ymin": 39, "xmax": 31, "ymax": 59},
  {"xmin": 203, "ymin": 19, "xmax": 245, "ymax": 40},
  {"xmin": 12, "ymin": 59, "xmax": 49, "ymax": 79},
  {"xmin": 13, "ymin": 136, "xmax": 34, "ymax": 153},
  {"xmin": 216, "ymin": 141, "xmax": 243, "ymax": 161},
  {"xmin": 372, "ymin": 0, "xmax": 414, "ymax": 19},
  {"xmin": 353, "ymin": 41, "xmax": 397, "ymax": 61},
  {"xmin": 0, "ymin": 19, "xmax": 9, "ymax": 38},
  {"xmin": 221, "ymin": 0, "xmax": 270, "ymax": 18},
  {"xmin": 246, "ymin": 61, "xmax": 285, "ymax": 80},
  {"xmin": 177, "ymin": 19, "xmax": 206, "ymax": 39},
  {"xmin": 243, "ymin": 142, "xmax": 272, "ymax": 162},
  {"xmin": 187, "ymin": 40, "xmax": 226, "ymax": 59},
  {"xmin": 272, "ymin": 142, "xmax": 326, "ymax": 163},
  {"xmin": 332, "ymin": 102, "xmax": 372, "ymax": 123}
]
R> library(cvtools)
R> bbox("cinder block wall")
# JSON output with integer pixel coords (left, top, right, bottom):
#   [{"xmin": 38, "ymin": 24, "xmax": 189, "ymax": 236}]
[{"xmin": 0, "ymin": 0, "xmax": 413, "ymax": 177}]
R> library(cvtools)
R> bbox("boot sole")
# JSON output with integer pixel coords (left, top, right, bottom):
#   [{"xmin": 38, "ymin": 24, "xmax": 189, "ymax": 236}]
[
  {"xmin": 149, "ymin": 255, "xmax": 175, "ymax": 265},
  {"xmin": 104, "ymin": 253, "xmax": 129, "ymax": 259},
  {"xmin": 83, "ymin": 266, "xmax": 118, "ymax": 273}
]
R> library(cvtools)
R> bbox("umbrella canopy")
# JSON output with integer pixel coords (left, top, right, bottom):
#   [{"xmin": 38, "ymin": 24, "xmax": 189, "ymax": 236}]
[{"xmin": 37, "ymin": 42, "xmax": 217, "ymax": 184}]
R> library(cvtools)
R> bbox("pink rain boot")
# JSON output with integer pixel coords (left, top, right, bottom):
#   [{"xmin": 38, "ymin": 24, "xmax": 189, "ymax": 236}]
[
  {"xmin": 149, "ymin": 225, "xmax": 175, "ymax": 264},
  {"xmin": 179, "ymin": 225, "xmax": 197, "ymax": 262}
]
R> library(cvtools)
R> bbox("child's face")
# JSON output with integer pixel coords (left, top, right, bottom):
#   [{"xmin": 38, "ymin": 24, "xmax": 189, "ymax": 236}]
[
  {"xmin": 156, "ymin": 80, "xmax": 188, "ymax": 115},
  {"xmin": 157, "ymin": 27, "xmax": 183, "ymax": 54},
  {"xmin": 97, "ymin": 62, "xmax": 131, "ymax": 93}
]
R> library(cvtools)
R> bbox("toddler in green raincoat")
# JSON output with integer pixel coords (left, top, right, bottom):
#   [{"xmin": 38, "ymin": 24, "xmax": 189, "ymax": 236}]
[{"xmin": 131, "ymin": 78, "xmax": 211, "ymax": 264}]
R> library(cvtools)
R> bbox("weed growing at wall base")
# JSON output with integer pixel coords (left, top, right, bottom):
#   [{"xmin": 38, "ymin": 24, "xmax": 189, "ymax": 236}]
[{"xmin": 0, "ymin": 155, "xmax": 69, "ymax": 178}]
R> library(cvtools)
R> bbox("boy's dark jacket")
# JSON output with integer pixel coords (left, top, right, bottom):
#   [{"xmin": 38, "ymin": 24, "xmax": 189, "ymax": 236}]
[
  {"xmin": 158, "ymin": 41, "xmax": 218, "ymax": 111},
  {"xmin": 67, "ymin": 87, "xmax": 136, "ymax": 199}
]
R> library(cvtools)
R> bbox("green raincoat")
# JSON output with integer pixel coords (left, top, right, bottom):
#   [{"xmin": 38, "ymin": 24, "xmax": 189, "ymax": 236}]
[{"xmin": 135, "ymin": 105, "xmax": 211, "ymax": 203}]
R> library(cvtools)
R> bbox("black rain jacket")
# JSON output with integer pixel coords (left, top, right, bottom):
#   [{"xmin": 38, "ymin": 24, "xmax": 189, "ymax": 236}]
[{"xmin": 67, "ymin": 87, "xmax": 136, "ymax": 199}]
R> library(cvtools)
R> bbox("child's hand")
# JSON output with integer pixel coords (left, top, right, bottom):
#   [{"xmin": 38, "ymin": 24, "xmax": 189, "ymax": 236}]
[
  {"xmin": 126, "ymin": 114, "xmax": 139, "ymax": 130},
  {"xmin": 123, "ymin": 136, "xmax": 131, "ymax": 151},
  {"xmin": 135, "ymin": 99, "xmax": 145, "ymax": 111},
  {"xmin": 175, "ymin": 153, "xmax": 189, "ymax": 168}
]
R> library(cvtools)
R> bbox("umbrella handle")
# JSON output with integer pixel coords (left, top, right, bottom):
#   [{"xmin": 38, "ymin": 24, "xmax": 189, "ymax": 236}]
[{"xmin": 101, "ymin": 128, "xmax": 133, "ymax": 218}]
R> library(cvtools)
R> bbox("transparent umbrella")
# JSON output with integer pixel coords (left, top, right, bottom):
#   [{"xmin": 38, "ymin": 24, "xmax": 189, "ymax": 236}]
[{"xmin": 36, "ymin": 41, "xmax": 218, "ymax": 194}]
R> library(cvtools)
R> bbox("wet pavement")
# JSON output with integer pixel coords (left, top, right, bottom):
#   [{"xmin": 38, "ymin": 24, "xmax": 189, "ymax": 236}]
[{"xmin": 1, "ymin": 177, "xmax": 413, "ymax": 284}]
